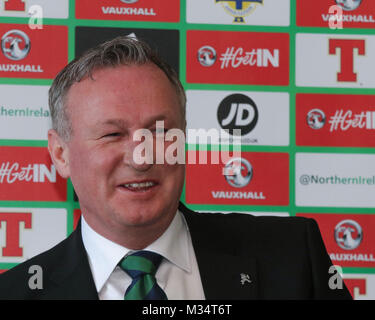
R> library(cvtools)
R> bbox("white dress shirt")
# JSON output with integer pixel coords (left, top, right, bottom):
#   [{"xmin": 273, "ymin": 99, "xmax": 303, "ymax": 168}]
[{"xmin": 81, "ymin": 210, "xmax": 206, "ymax": 300}]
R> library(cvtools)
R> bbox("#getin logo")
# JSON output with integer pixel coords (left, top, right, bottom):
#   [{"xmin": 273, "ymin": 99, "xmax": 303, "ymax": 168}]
[
  {"xmin": 217, "ymin": 93, "xmax": 259, "ymax": 136},
  {"xmin": 0, "ymin": 162, "xmax": 56, "ymax": 184},
  {"xmin": 306, "ymin": 108, "xmax": 375, "ymax": 132},
  {"xmin": 197, "ymin": 44, "xmax": 279, "ymax": 69},
  {"xmin": 223, "ymin": 157, "xmax": 253, "ymax": 188},
  {"xmin": 335, "ymin": 0, "xmax": 362, "ymax": 11},
  {"xmin": 334, "ymin": 219, "xmax": 363, "ymax": 250},
  {"xmin": 1, "ymin": 29, "xmax": 30, "ymax": 61},
  {"xmin": 215, "ymin": 0, "xmax": 263, "ymax": 23}
]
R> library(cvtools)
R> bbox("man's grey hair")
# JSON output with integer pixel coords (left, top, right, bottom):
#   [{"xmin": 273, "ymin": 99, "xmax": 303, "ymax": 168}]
[{"xmin": 48, "ymin": 36, "xmax": 186, "ymax": 141}]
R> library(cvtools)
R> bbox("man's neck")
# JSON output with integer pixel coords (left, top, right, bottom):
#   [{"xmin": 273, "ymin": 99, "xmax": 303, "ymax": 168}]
[{"xmin": 81, "ymin": 211, "xmax": 177, "ymax": 250}]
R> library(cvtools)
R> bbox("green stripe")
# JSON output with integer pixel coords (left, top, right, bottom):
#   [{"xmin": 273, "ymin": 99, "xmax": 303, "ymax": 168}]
[
  {"xmin": 125, "ymin": 275, "xmax": 154, "ymax": 300},
  {"xmin": 121, "ymin": 256, "xmax": 156, "ymax": 274}
]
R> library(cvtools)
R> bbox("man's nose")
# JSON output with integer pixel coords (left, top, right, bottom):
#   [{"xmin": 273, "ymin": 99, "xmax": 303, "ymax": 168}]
[{"xmin": 123, "ymin": 129, "xmax": 154, "ymax": 171}]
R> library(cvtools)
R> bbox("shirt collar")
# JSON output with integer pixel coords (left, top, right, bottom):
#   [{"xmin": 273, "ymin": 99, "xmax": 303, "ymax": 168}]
[
  {"xmin": 81, "ymin": 210, "xmax": 191, "ymax": 293},
  {"xmin": 147, "ymin": 210, "xmax": 191, "ymax": 273}
]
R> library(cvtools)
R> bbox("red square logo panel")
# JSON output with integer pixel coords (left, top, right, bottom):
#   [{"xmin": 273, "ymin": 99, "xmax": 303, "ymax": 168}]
[{"xmin": 0, "ymin": 24, "xmax": 68, "ymax": 79}]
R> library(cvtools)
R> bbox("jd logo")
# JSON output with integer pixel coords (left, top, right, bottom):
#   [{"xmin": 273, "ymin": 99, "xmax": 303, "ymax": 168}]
[{"xmin": 217, "ymin": 94, "xmax": 259, "ymax": 136}]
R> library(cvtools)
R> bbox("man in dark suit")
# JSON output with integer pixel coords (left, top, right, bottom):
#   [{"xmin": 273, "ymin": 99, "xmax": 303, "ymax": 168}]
[{"xmin": 0, "ymin": 36, "xmax": 351, "ymax": 300}]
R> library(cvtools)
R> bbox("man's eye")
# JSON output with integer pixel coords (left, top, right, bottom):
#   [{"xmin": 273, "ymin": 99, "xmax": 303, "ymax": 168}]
[{"xmin": 102, "ymin": 132, "xmax": 120, "ymax": 138}]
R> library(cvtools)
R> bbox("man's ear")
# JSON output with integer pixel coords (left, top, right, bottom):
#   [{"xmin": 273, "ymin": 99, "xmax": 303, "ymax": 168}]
[{"xmin": 48, "ymin": 129, "xmax": 70, "ymax": 179}]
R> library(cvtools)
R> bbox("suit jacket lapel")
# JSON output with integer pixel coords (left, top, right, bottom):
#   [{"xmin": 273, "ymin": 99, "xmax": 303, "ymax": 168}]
[
  {"xmin": 180, "ymin": 203, "xmax": 258, "ymax": 300},
  {"xmin": 46, "ymin": 221, "xmax": 98, "ymax": 300},
  {"xmin": 194, "ymin": 248, "xmax": 258, "ymax": 300}
]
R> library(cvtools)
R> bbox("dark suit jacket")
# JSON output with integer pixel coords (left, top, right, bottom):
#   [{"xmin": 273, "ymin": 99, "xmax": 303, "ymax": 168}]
[{"xmin": 0, "ymin": 203, "xmax": 352, "ymax": 300}]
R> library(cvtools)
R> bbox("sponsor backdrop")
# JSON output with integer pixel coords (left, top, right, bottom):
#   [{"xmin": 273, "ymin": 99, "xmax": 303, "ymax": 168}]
[{"xmin": 0, "ymin": 0, "xmax": 374, "ymax": 299}]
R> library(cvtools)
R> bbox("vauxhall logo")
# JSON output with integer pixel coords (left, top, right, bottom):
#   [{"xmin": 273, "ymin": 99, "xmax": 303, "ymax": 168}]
[
  {"xmin": 211, "ymin": 157, "xmax": 266, "ymax": 200},
  {"xmin": 217, "ymin": 94, "xmax": 259, "ymax": 136},
  {"xmin": 330, "ymin": 218, "xmax": 375, "ymax": 263},
  {"xmin": 334, "ymin": 219, "xmax": 363, "ymax": 250},
  {"xmin": 324, "ymin": 1, "xmax": 374, "ymax": 27},
  {"xmin": 307, "ymin": 109, "xmax": 326, "ymax": 130},
  {"xmin": 197, "ymin": 46, "xmax": 216, "ymax": 67},
  {"xmin": 0, "ymin": 29, "xmax": 44, "ymax": 73},
  {"xmin": 223, "ymin": 157, "xmax": 252, "ymax": 188},
  {"xmin": 1, "ymin": 29, "xmax": 30, "ymax": 61},
  {"xmin": 102, "ymin": 0, "xmax": 156, "ymax": 16}
]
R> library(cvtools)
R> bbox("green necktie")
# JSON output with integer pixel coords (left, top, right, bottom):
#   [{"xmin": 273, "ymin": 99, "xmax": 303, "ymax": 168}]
[{"xmin": 119, "ymin": 250, "xmax": 168, "ymax": 300}]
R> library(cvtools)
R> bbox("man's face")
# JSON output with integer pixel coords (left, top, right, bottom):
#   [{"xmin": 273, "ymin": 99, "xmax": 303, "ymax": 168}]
[{"xmin": 52, "ymin": 63, "xmax": 185, "ymax": 244}]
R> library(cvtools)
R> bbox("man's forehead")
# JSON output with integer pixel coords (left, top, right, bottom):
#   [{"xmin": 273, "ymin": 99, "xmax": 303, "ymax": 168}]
[
  {"xmin": 82, "ymin": 62, "xmax": 162, "ymax": 82},
  {"xmin": 67, "ymin": 63, "xmax": 171, "ymax": 98}
]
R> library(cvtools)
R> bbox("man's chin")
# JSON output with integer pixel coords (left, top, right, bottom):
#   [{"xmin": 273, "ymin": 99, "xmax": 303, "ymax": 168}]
[{"xmin": 113, "ymin": 205, "xmax": 175, "ymax": 229}]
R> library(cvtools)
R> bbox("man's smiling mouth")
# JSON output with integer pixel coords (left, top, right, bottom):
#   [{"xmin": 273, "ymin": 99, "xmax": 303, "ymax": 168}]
[{"xmin": 119, "ymin": 180, "xmax": 158, "ymax": 192}]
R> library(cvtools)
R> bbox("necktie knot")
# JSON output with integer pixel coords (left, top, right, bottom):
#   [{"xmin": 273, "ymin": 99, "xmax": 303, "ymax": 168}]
[
  {"xmin": 119, "ymin": 250, "xmax": 167, "ymax": 300},
  {"xmin": 120, "ymin": 251, "xmax": 162, "ymax": 278}
]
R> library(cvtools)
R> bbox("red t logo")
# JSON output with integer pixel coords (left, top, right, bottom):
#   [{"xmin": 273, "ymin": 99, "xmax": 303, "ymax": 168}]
[
  {"xmin": 0, "ymin": 212, "xmax": 32, "ymax": 257},
  {"xmin": 4, "ymin": 0, "xmax": 25, "ymax": 11},
  {"xmin": 344, "ymin": 278, "xmax": 366, "ymax": 299},
  {"xmin": 329, "ymin": 39, "xmax": 365, "ymax": 82}
]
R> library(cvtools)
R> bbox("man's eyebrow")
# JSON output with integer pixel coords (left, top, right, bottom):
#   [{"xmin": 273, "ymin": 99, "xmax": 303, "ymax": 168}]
[
  {"xmin": 95, "ymin": 114, "xmax": 173, "ymax": 129},
  {"xmin": 95, "ymin": 119, "xmax": 127, "ymax": 127},
  {"xmin": 147, "ymin": 115, "xmax": 168, "ymax": 125}
]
